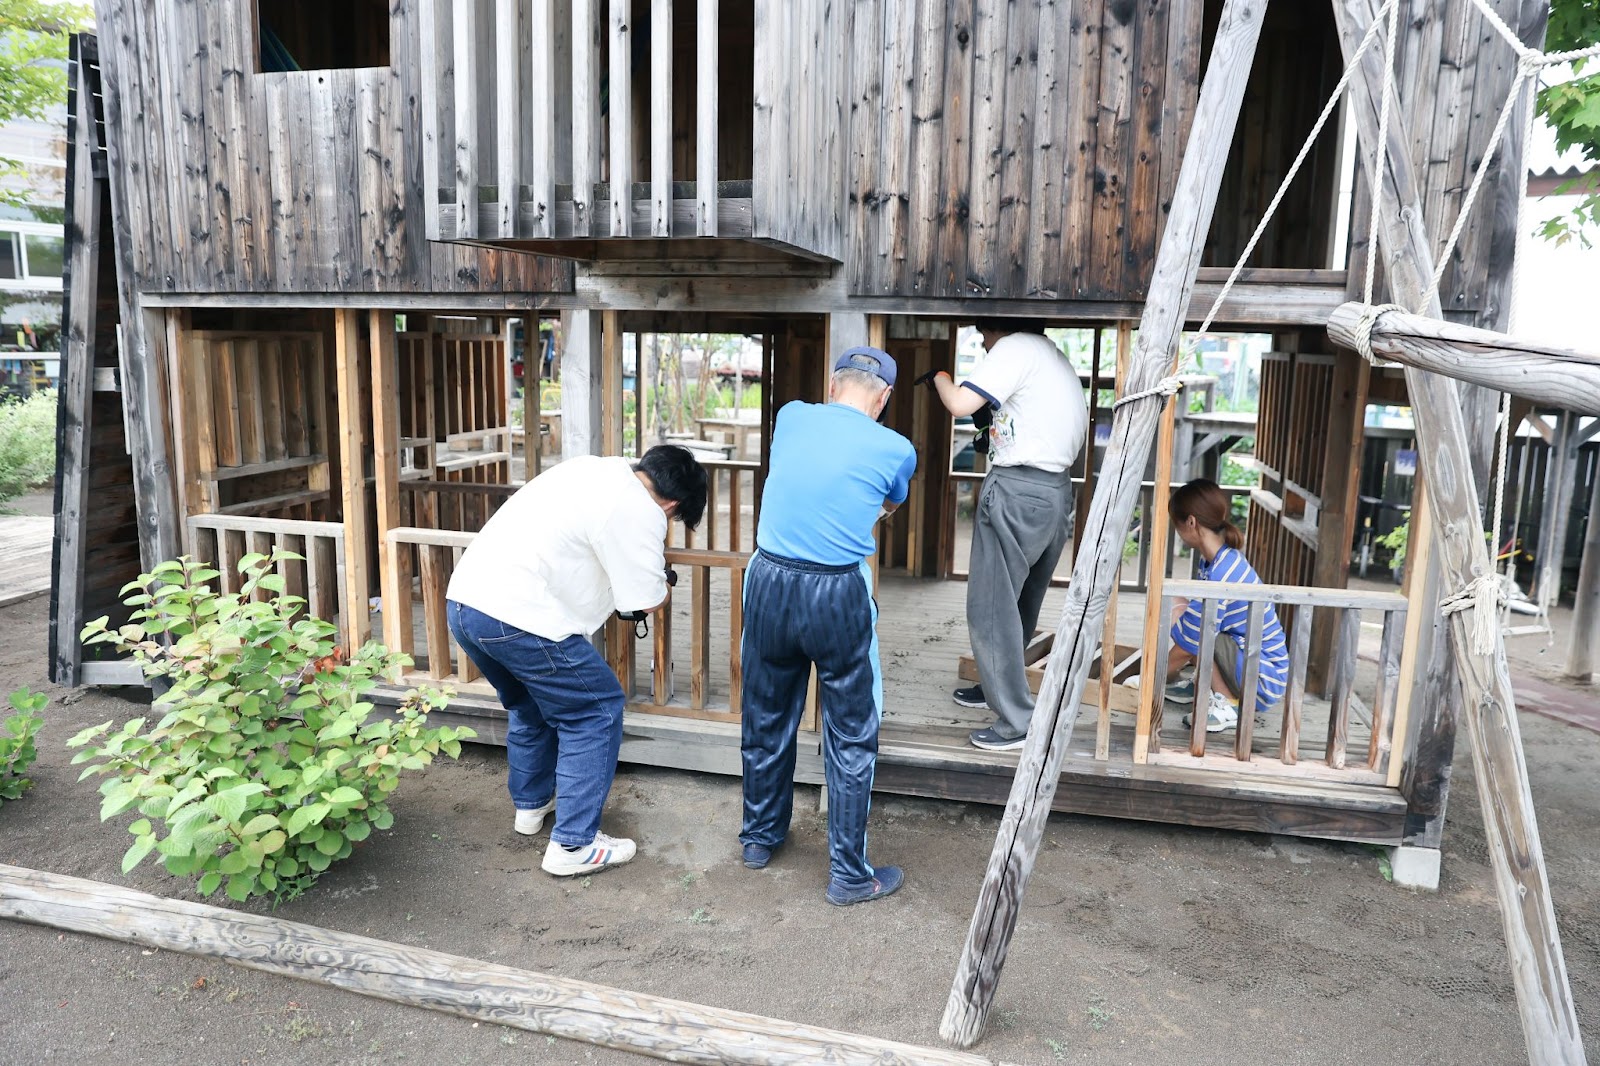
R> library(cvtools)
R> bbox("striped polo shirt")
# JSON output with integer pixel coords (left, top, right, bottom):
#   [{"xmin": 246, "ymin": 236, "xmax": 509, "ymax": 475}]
[{"xmin": 1171, "ymin": 546, "xmax": 1291, "ymax": 706}]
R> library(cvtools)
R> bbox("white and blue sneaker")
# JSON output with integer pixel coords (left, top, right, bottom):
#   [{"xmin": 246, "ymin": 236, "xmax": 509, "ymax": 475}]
[
  {"xmin": 1183, "ymin": 692, "xmax": 1240, "ymax": 734},
  {"xmin": 513, "ymin": 797, "xmax": 557, "ymax": 836},
  {"xmin": 541, "ymin": 831, "xmax": 637, "ymax": 876}
]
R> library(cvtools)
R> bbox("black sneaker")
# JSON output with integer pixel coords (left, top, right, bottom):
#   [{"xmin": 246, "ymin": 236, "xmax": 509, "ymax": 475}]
[
  {"xmin": 969, "ymin": 726, "xmax": 1027, "ymax": 751},
  {"xmin": 825, "ymin": 865, "xmax": 904, "ymax": 906},
  {"xmin": 953, "ymin": 684, "xmax": 988, "ymax": 709}
]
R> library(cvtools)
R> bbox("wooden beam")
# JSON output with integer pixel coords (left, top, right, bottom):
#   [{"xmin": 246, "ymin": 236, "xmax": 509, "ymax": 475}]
[
  {"xmin": 572, "ymin": 0, "xmax": 599, "ymax": 237},
  {"xmin": 371, "ymin": 311, "xmax": 407, "ymax": 659},
  {"xmin": 650, "ymin": 0, "xmax": 672, "ymax": 238},
  {"xmin": 939, "ymin": 0, "xmax": 1268, "ymax": 1046},
  {"xmin": 695, "ymin": 0, "xmax": 718, "ymax": 236},
  {"xmin": 559, "ymin": 309, "xmax": 603, "ymax": 458},
  {"xmin": 335, "ymin": 309, "xmax": 372, "ymax": 652},
  {"xmin": 495, "ymin": 0, "xmax": 519, "ymax": 238},
  {"xmin": 1333, "ymin": 1, "xmax": 1584, "ymax": 1060},
  {"xmin": 1564, "ymin": 459, "xmax": 1600, "ymax": 681},
  {"xmin": 0, "ymin": 864, "xmax": 1018, "ymax": 1066},
  {"xmin": 601, "ymin": 310, "xmax": 623, "ymax": 456},
  {"xmin": 1535, "ymin": 411, "xmax": 1577, "ymax": 607},
  {"xmin": 1328, "ymin": 302, "xmax": 1600, "ymax": 414},
  {"xmin": 451, "ymin": 0, "xmax": 478, "ymax": 240},
  {"xmin": 608, "ymin": 0, "xmax": 632, "ymax": 238},
  {"xmin": 528, "ymin": 0, "xmax": 556, "ymax": 237}
]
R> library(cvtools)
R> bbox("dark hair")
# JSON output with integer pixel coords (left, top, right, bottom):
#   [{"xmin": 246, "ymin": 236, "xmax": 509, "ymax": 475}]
[
  {"xmin": 974, "ymin": 316, "xmax": 1048, "ymax": 336},
  {"xmin": 636, "ymin": 445, "xmax": 708, "ymax": 531},
  {"xmin": 1168, "ymin": 478, "xmax": 1244, "ymax": 550}
]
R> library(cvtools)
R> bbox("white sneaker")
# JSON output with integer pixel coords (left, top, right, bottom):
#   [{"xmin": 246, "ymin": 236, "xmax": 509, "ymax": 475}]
[
  {"xmin": 540, "ymin": 832, "xmax": 638, "ymax": 876},
  {"xmin": 514, "ymin": 798, "xmax": 557, "ymax": 836},
  {"xmin": 1182, "ymin": 692, "xmax": 1239, "ymax": 734}
]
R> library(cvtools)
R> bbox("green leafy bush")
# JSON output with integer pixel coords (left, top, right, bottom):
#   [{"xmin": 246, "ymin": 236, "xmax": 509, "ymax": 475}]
[
  {"xmin": 69, "ymin": 553, "xmax": 472, "ymax": 905},
  {"xmin": 0, "ymin": 389, "xmax": 57, "ymax": 504},
  {"xmin": 1, "ymin": 688, "xmax": 45, "ymax": 803}
]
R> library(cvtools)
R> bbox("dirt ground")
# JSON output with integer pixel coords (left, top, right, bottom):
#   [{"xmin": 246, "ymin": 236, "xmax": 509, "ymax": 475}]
[{"xmin": 2, "ymin": 588, "xmax": 1598, "ymax": 1065}]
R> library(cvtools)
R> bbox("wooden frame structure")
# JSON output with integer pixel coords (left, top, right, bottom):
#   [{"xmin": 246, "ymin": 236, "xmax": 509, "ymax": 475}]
[{"xmin": 55, "ymin": 8, "xmax": 1577, "ymax": 1051}]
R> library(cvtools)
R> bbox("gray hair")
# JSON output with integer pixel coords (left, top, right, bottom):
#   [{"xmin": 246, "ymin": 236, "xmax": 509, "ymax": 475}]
[{"xmin": 831, "ymin": 367, "xmax": 889, "ymax": 395}]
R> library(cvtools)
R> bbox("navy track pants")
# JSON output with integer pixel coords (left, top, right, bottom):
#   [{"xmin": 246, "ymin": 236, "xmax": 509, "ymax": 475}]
[{"xmin": 739, "ymin": 550, "xmax": 883, "ymax": 889}]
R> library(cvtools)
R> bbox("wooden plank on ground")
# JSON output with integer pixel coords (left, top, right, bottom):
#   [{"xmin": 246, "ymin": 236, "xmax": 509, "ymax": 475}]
[{"xmin": 0, "ymin": 863, "xmax": 1021, "ymax": 1066}]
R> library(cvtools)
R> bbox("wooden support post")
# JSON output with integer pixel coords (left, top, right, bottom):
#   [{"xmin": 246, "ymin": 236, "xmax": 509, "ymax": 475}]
[
  {"xmin": 559, "ymin": 309, "xmax": 603, "ymax": 459},
  {"xmin": 939, "ymin": 1, "xmax": 1268, "ymax": 1045},
  {"xmin": 601, "ymin": 311, "xmax": 624, "ymax": 456},
  {"xmin": 1134, "ymin": 320, "xmax": 1172, "ymax": 763},
  {"xmin": 695, "ymin": 0, "xmax": 718, "ymax": 236},
  {"xmin": 1535, "ymin": 412, "xmax": 1576, "ymax": 608},
  {"xmin": 572, "ymin": 0, "xmax": 599, "ymax": 237},
  {"xmin": 1310, "ymin": 344, "xmax": 1370, "ymax": 693},
  {"xmin": 335, "ymin": 309, "xmax": 372, "ymax": 652},
  {"xmin": 528, "ymin": 0, "xmax": 556, "ymax": 237},
  {"xmin": 1333, "ymin": 2, "xmax": 1583, "ymax": 1059},
  {"xmin": 495, "ymin": 0, "xmax": 519, "ymax": 237},
  {"xmin": 1327, "ymin": 303, "xmax": 1600, "ymax": 415},
  {"xmin": 608, "ymin": 0, "xmax": 632, "ymax": 237},
  {"xmin": 0, "ymin": 864, "xmax": 1018, "ymax": 1066},
  {"xmin": 650, "ymin": 0, "xmax": 673, "ymax": 238},
  {"xmin": 371, "ymin": 311, "xmax": 407, "ymax": 659},
  {"xmin": 1564, "ymin": 469, "xmax": 1600, "ymax": 681},
  {"xmin": 451, "ymin": 0, "xmax": 478, "ymax": 239},
  {"xmin": 523, "ymin": 318, "xmax": 541, "ymax": 478}
]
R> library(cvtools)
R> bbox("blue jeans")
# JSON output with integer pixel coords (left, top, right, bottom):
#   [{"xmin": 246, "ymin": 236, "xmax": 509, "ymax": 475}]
[{"xmin": 447, "ymin": 600, "xmax": 624, "ymax": 848}]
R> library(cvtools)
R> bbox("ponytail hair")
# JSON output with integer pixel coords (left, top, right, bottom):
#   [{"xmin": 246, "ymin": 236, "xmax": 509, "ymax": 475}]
[{"xmin": 1169, "ymin": 478, "xmax": 1243, "ymax": 550}]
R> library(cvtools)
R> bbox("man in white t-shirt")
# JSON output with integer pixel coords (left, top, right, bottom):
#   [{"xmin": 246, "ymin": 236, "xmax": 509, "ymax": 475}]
[
  {"xmin": 927, "ymin": 320, "xmax": 1089, "ymax": 749},
  {"xmin": 446, "ymin": 445, "xmax": 707, "ymax": 876}
]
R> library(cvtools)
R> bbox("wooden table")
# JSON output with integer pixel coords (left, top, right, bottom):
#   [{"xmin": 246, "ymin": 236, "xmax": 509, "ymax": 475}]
[{"xmin": 693, "ymin": 417, "xmax": 761, "ymax": 460}]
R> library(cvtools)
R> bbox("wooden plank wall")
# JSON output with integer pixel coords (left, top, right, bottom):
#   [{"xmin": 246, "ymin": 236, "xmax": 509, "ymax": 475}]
[
  {"xmin": 751, "ymin": 0, "xmax": 848, "ymax": 261},
  {"xmin": 842, "ymin": 0, "xmax": 1204, "ymax": 301},
  {"xmin": 1395, "ymin": 0, "xmax": 1534, "ymax": 318},
  {"xmin": 91, "ymin": 0, "xmax": 573, "ymax": 296}
]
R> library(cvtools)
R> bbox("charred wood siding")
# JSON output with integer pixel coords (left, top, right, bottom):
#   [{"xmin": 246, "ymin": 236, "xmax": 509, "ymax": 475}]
[
  {"xmin": 845, "ymin": 0, "xmax": 1204, "ymax": 302},
  {"xmin": 92, "ymin": 0, "xmax": 572, "ymax": 296}
]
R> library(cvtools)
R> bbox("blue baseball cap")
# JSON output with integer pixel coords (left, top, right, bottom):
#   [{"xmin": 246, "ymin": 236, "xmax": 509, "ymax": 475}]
[{"xmin": 833, "ymin": 346, "xmax": 898, "ymax": 388}]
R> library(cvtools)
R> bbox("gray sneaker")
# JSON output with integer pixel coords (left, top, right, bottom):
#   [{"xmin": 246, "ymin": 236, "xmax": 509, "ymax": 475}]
[
  {"xmin": 952, "ymin": 684, "xmax": 988, "ymax": 709},
  {"xmin": 969, "ymin": 726, "xmax": 1026, "ymax": 751}
]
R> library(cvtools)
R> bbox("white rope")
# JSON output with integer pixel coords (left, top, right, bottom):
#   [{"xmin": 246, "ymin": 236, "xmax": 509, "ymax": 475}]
[
  {"xmin": 1349, "ymin": 302, "xmax": 1408, "ymax": 364},
  {"xmin": 1112, "ymin": 375, "xmax": 1184, "ymax": 411},
  {"xmin": 1465, "ymin": 0, "xmax": 1600, "ymax": 67},
  {"xmin": 1363, "ymin": 0, "xmax": 1401, "ymax": 308},
  {"xmin": 1441, "ymin": 573, "xmax": 1505, "ymax": 656}
]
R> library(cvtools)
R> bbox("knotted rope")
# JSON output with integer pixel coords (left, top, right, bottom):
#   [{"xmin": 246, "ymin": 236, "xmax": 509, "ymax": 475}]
[
  {"xmin": 1111, "ymin": 375, "xmax": 1185, "ymax": 411},
  {"xmin": 1441, "ymin": 573, "xmax": 1505, "ymax": 656}
]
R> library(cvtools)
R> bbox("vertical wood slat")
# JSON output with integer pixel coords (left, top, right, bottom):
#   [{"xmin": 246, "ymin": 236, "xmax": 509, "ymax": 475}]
[
  {"xmin": 1189, "ymin": 598, "xmax": 1219, "ymax": 757},
  {"xmin": 1148, "ymin": 596, "xmax": 1171, "ymax": 756},
  {"xmin": 652, "ymin": 587, "xmax": 671, "ymax": 703},
  {"xmin": 452, "ymin": 0, "xmax": 478, "ymax": 239},
  {"xmin": 259, "ymin": 342, "xmax": 286, "ymax": 461},
  {"xmin": 334, "ymin": 310, "xmax": 372, "ymax": 653},
  {"xmin": 495, "ymin": 0, "xmax": 520, "ymax": 236},
  {"xmin": 572, "ymin": 0, "xmax": 598, "ymax": 236},
  {"xmin": 690, "ymin": 564, "xmax": 711, "ymax": 709},
  {"xmin": 1280, "ymin": 605, "xmax": 1313, "ymax": 764},
  {"xmin": 528, "ymin": 0, "xmax": 556, "ymax": 236},
  {"xmin": 1234, "ymin": 601, "xmax": 1265, "ymax": 761},
  {"xmin": 608, "ymin": 0, "xmax": 632, "ymax": 236},
  {"xmin": 728, "ymin": 468, "xmax": 743, "ymax": 554},
  {"xmin": 1326, "ymin": 606, "xmax": 1362, "ymax": 769},
  {"xmin": 213, "ymin": 340, "xmax": 242, "ymax": 467},
  {"xmin": 420, "ymin": 0, "xmax": 443, "ymax": 238},
  {"xmin": 452, "ymin": 546, "xmax": 482, "ymax": 683},
  {"xmin": 420, "ymin": 545, "xmax": 451, "ymax": 680},
  {"xmin": 650, "ymin": 0, "xmax": 672, "ymax": 237},
  {"xmin": 1368, "ymin": 609, "xmax": 1404, "ymax": 771},
  {"xmin": 1095, "ymin": 563, "xmax": 1120, "ymax": 762},
  {"xmin": 371, "ymin": 313, "xmax": 407, "ymax": 661},
  {"xmin": 695, "ymin": 0, "xmax": 718, "ymax": 236},
  {"xmin": 236, "ymin": 340, "xmax": 265, "ymax": 465}
]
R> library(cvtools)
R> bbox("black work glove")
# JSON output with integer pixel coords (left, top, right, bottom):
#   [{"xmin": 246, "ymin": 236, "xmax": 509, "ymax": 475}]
[
  {"xmin": 665, "ymin": 568, "xmax": 679, "ymax": 588},
  {"xmin": 913, "ymin": 369, "xmax": 941, "ymax": 389}
]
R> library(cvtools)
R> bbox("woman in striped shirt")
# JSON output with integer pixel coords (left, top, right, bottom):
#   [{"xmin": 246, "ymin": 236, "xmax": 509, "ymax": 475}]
[{"xmin": 1163, "ymin": 479, "xmax": 1291, "ymax": 733}]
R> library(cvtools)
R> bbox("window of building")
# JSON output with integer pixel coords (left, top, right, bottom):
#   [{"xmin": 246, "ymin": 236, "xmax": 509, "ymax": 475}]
[
  {"xmin": 24, "ymin": 234, "xmax": 62, "ymax": 279},
  {"xmin": 0, "ymin": 225, "xmax": 65, "ymax": 287},
  {"xmin": 0, "ymin": 233, "xmax": 19, "ymax": 280},
  {"xmin": 257, "ymin": 0, "xmax": 391, "ymax": 73}
]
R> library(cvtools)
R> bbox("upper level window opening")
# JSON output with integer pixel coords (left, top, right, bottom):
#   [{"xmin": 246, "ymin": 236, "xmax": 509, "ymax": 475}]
[
  {"xmin": 257, "ymin": 0, "xmax": 391, "ymax": 73},
  {"xmin": 0, "ymin": 224, "xmax": 64, "ymax": 288}
]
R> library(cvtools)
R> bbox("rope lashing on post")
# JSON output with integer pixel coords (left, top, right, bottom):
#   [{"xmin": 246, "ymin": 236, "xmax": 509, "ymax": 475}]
[
  {"xmin": 1111, "ymin": 376, "xmax": 1185, "ymax": 411},
  {"xmin": 1441, "ymin": 573, "xmax": 1506, "ymax": 656},
  {"xmin": 1348, "ymin": 303, "xmax": 1408, "ymax": 364}
]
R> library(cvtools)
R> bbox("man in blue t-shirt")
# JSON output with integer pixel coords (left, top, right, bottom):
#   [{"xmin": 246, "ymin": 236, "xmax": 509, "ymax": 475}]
[{"xmin": 739, "ymin": 346, "xmax": 916, "ymax": 907}]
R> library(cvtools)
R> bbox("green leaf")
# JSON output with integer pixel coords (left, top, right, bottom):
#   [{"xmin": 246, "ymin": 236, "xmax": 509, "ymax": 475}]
[
  {"xmin": 205, "ymin": 789, "xmax": 248, "ymax": 824},
  {"xmin": 121, "ymin": 835, "xmax": 157, "ymax": 874},
  {"xmin": 218, "ymin": 849, "xmax": 250, "ymax": 876},
  {"xmin": 240, "ymin": 814, "xmax": 280, "ymax": 837},
  {"xmin": 197, "ymin": 870, "xmax": 222, "ymax": 896},
  {"xmin": 314, "ymin": 830, "xmax": 344, "ymax": 856},
  {"xmin": 342, "ymin": 820, "xmax": 371, "ymax": 843},
  {"xmin": 257, "ymin": 829, "xmax": 287, "ymax": 854},
  {"xmin": 325, "ymin": 786, "xmax": 363, "ymax": 806},
  {"xmin": 127, "ymin": 818, "xmax": 153, "ymax": 836},
  {"xmin": 306, "ymin": 850, "xmax": 332, "ymax": 872},
  {"xmin": 285, "ymin": 801, "xmax": 331, "ymax": 836},
  {"xmin": 225, "ymin": 874, "xmax": 254, "ymax": 902},
  {"xmin": 371, "ymin": 808, "xmax": 394, "ymax": 831}
]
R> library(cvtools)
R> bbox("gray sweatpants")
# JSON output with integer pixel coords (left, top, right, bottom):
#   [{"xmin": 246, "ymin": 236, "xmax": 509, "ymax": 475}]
[{"xmin": 967, "ymin": 465, "xmax": 1074, "ymax": 739}]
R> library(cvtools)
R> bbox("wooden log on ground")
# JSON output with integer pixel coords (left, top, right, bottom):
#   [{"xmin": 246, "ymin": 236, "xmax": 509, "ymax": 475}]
[
  {"xmin": 1333, "ymin": 2, "xmax": 1584, "ymax": 1061},
  {"xmin": 939, "ymin": 0, "xmax": 1269, "ymax": 1047},
  {"xmin": 1327, "ymin": 302, "xmax": 1600, "ymax": 415},
  {"xmin": 0, "ymin": 864, "xmax": 1019, "ymax": 1066}
]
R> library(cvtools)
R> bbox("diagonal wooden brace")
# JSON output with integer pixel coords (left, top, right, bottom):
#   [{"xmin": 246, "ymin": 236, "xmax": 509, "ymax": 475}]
[
  {"xmin": 1331, "ymin": 1, "xmax": 1584, "ymax": 1062},
  {"xmin": 939, "ymin": 0, "xmax": 1271, "ymax": 1047}
]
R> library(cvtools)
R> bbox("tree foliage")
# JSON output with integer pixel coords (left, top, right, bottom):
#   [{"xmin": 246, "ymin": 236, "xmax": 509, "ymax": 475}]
[
  {"xmin": 1536, "ymin": 0, "xmax": 1600, "ymax": 246},
  {"xmin": 0, "ymin": 0, "xmax": 91, "ymax": 194}
]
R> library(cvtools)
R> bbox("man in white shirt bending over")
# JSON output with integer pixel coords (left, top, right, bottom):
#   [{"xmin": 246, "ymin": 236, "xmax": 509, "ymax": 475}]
[
  {"xmin": 927, "ymin": 319, "xmax": 1089, "ymax": 750},
  {"xmin": 446, "ymin": 445, "xmax": 707, "ymax": 875}
]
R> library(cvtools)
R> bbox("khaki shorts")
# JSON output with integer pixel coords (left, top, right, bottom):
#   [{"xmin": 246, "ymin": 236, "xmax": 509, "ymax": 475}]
[{"xmin": 1211, "ymin": 632, "xmax": 1246, "ymax": 696}]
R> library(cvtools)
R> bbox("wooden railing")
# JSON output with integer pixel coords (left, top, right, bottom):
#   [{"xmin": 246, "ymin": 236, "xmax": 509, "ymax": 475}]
[
  {"xmin": 187, "ymin": 513, "xmax": 350, "ymax": 644},
  {"xmin": 399, "ymin": 476, "xmax": 516, "ymax": 533},
  {"xmin": 1141, "ymin": 580, "xmax": 1407, "ymax": 783},
  {"xmin": 382, "ymin": 527, "xmax": 487, "ymax": 691},
  {"xmin": 420, "ymin": 0, "xmax": 845, "ymax": 260},
  {"xmin": 670, "ymin": 458, "xmax": 759, "ymax": 554}
]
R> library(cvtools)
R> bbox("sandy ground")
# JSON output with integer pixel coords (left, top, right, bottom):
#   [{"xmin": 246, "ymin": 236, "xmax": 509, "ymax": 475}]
[{"xmin": 3, "ymin": 556, "xmax": 1599, "ymax": 1064}]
